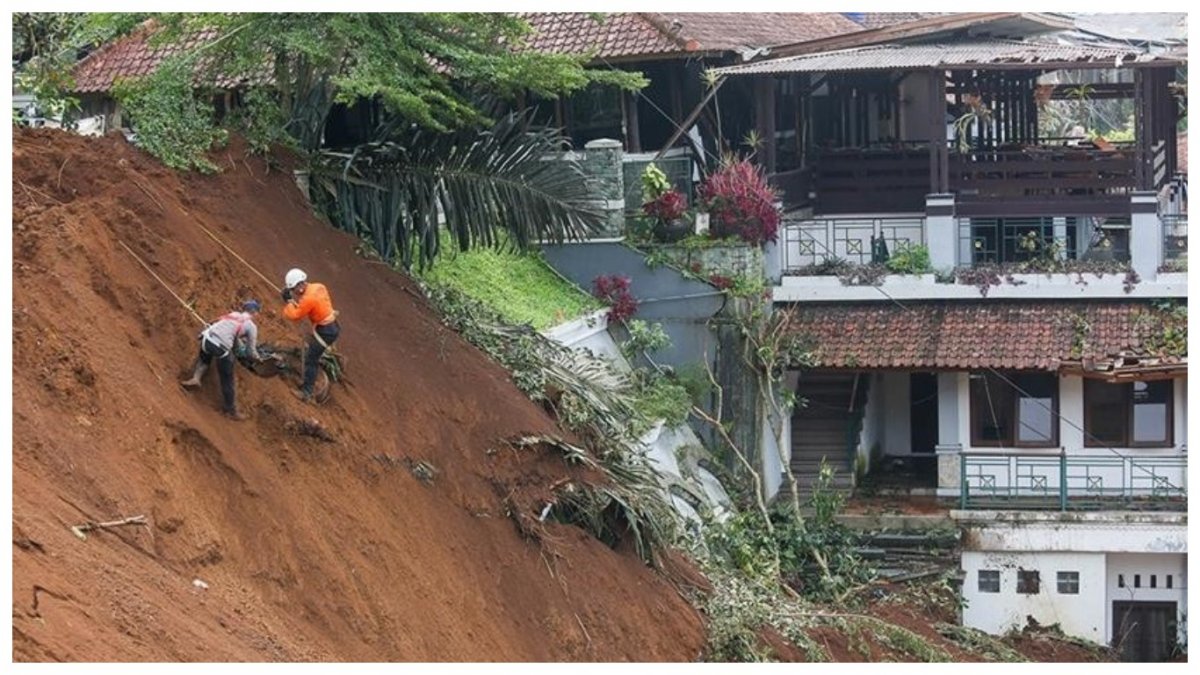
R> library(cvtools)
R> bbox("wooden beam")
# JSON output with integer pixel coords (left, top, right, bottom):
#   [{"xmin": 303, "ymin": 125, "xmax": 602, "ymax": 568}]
[
  {"xmin": 655, "ymin": 75, "xmax": 726, "ymax": 160},
  {"xmin": 624, "ymin": 90, "xmax": 642, "ymax": 153},
  {"xmin": 754, "ymin": 77, "xmax": 777, "ymax": 173}
]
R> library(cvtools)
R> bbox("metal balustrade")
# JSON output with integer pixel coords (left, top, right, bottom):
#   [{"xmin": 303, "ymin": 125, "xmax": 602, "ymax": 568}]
[
  {"xmin": 780, "ymin": 216, "xmax": 926, "ymax": 270},
  {"xmin": 959, "ymin": 452, "xmax": 1187, "ymax": 511}
]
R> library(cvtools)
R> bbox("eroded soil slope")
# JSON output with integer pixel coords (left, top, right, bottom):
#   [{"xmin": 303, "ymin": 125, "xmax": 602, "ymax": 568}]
[{"xmin": 11, "ymin": 128, "xmax": 705, "ymax": 661}]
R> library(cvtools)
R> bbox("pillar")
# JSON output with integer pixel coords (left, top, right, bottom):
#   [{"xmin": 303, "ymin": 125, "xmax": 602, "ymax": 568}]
[
  {"xmin": 582, "ymin": 138, "xmax": 626, "ymax": 239},
  {"xmin": 935, "ymin": 371, "xmax": 963, "ymax": 498},
  {"xmin": 1130, "ymin": 191, "xmax": 1161, "ymax": 281},
  {"xmin": 926, "ymin": 193, "xmax": 957, "ymax": 271}
]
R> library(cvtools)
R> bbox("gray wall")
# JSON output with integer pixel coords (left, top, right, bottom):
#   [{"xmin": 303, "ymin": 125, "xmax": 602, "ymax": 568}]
[{"xmin": 541, "ymin": 241, "xmax": 725, "ymax": 371}]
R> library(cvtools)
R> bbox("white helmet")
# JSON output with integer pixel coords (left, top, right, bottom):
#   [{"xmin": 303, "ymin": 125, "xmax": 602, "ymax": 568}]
[{"xmin": 284, "ymin": 268, "xmax": 307, "ymax": 289}]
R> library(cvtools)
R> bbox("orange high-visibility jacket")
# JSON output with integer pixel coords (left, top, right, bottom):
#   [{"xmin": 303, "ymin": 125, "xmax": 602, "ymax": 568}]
[{"xmin": 283, "ymin": 282, "xmax": 337, "ymax": 326}]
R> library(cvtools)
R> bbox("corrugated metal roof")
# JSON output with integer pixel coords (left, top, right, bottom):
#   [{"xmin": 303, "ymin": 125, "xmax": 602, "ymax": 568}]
[{"xmin": 715, "ymin": 39, "xmax": 1179, "ymax": 76}]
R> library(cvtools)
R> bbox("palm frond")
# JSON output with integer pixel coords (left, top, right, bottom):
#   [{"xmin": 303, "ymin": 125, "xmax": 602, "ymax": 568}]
[{"xmin": 311, "ymin": 111, "xmax": 602, "ymax": 271}]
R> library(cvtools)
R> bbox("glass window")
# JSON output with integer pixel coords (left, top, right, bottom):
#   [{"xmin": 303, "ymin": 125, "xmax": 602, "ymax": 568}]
[
  {"xmin": 1017, "ymin": 570, "xmax": 1040, "ymax": 595},
  {"xmin": 1057, "ymin": 571, "xmax": 1080, "ymax": 594},
  {"xmin": 970, "ymin": 372, "xmax": 1058, "ymax": 447},
  {"xmin": 1084, "ymin": 379, "xmax": 1173, "ymax": 447},
  {"xmin": 978, "ymin": 570, "xmax": 1000, "ymax": 593},
  {"xmin": 1132, "ymin": 381, "xmax": 1171, "ymax": 445}
]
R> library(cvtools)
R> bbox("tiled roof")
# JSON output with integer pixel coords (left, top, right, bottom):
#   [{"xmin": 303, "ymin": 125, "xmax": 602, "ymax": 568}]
[
  {"xmin": 520, "ymin": 12, "xmax": 864, "ymax": 61},
  {"xmin": 518, "ymin": 13, "xmax": 685, "ymax": 60},
  {"xmin": 784, "ymin": 300, "xmax": 1185, "ymax": 371},
  {"xmin": 851, "ymin": 13, "xmax": 948, "ymax": 30},
  {"xmin": 71, "ymin": 22, "xmax": 257, "ymax": 93},
  {"xmin": 647, "ymin": 13, "xmax": 865, "ymax": 54}
]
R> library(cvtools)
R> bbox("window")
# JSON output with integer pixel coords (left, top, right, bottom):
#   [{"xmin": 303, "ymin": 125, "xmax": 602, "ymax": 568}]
[
  {"xmin": 1118, "ymin": 574, "xmax": 1126, "ymax": 588},
  {"xmin": 970, "ymin": 372, "xmax": 1058, "ymax": 447},
  {"xmin": 978, "ymin": 570, "xmax": 1000, "ymax": 593},
  {"xmin": 1135, "ymin": 574, "xmax": 1142, "ymax": 588},
  {"xmin": 1084, "ymin": 379, "xmax": 1174, "ymax": 447},
  {"xmin": 1057, "ymin": 571, "xmax": 1080, "ymax": 594},
  {"xmin": 1017, "ymin": 570, "xmax": 1040, "ymax": 595}
]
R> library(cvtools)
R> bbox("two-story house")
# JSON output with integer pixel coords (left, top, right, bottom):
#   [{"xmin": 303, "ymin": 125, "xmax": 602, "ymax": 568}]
[{"xmin": 707, "ymin": 12, "xmax": 1187, "ymax": 660}]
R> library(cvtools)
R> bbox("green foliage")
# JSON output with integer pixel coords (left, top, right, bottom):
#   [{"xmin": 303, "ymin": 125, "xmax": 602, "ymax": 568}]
[
  {"xmin": 936, "ymin": 624, "xmax": 1024, "ymax": 662},
  {"xmin": 629, "ymin": 371, "xmax": 693, "ymax": 431},
  {"xmin": 111, "ymin": 57, "xmax": 228, "ymax": 172},
  {"xmin": 884, "ymin": 243, "xmax": 932, "ymax": 275},
  {"xmin": 230, "ymin": 87, "xmax": 295, "ymax": 155},
  {"xmin": 415, "ymin": 236, "xmax": 601, "ymax": 330},
  {"xmin": 142, "ymin": 13, "xmax": 645, "ymax": 151},
  {"xmin": 312, "ymin": 112, "xmax": 602, "ymax": 271},
  {"xmin": 703, "ymin": 464, "xmax": 872, "ymax": 602},
  {"xmin": 621, "ymin": 319, "xmax": 671, "ymax": 358},
  {"xmin": 641, "ymin": 163, "xmax": 672, "ymax": 203}
]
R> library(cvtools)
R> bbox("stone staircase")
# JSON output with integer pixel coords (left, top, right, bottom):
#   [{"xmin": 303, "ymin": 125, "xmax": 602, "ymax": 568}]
[{"xmin": 781, "ymin": 371, "xmax": 866, "ymax": 501}]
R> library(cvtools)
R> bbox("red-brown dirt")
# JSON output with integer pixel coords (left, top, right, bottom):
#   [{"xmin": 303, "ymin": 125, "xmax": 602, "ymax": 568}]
[{"xmin": 11, "ymin": 127, "xmax": 706, "ymax": 662}]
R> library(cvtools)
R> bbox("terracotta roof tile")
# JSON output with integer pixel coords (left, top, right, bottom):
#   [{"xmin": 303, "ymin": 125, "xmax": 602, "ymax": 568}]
[
  {"xmin": 785, "ymin": 300, "xmax": 1185, "ymax": 371},
  {"xmin": 72, "ymin": 22, "xmax": 256, "ymax": 93},
  {"xmin": 520, "ymin": 12, "xmax": 864, "ymax": 61}
]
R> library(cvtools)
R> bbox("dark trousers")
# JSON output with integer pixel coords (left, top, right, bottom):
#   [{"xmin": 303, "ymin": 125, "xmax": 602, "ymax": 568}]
[
  {"xmin": 302, "ymin": 322, "xmax": 340, "ymax": 395},
  {"xmin": 198, "ymin": 339, "xmax": 236, "ymax": 412}
]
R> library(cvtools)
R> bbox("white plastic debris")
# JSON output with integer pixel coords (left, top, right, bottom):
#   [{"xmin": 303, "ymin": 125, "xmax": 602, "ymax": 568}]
[{"xmin": 192, "ymin": 578, "xmax": 209, "ymax": 591}]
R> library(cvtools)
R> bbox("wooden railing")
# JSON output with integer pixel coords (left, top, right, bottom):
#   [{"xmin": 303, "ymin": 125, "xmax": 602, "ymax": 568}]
[
  {"xmin": 813, "ymin": 147, "xmax": 930, "ymax": 214},
  {"xmin": 950, "ymin": 148, "xmax": 1137, "ymax": 199},
  {"xmin": 768, "ymin": 166, "xmax": 813, "ymax": 210}
]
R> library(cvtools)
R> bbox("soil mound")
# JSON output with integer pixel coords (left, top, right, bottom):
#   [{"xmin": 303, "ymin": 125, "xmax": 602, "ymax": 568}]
[{"xmin": 11, "ymin": 128, "xmax": 705, "ymax": 661}]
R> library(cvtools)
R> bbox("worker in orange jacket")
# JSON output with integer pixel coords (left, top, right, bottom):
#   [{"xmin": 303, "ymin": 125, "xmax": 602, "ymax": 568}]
[{"xmin": 280, "ymin": 268, "xmax": 340, "ymax": 402}]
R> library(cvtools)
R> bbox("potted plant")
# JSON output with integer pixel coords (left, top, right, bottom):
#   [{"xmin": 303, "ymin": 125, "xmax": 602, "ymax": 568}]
[
  {"xmin": 697, "ymin": 157, "xmax": 780, "ymax": 246},
  {"xmin": 641, "ymin": 164, "xmax": 690, "ymax": 243}
]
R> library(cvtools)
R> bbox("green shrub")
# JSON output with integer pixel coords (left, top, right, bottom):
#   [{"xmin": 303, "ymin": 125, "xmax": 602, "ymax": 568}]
[
  {"xmin": 112, "ymin": 57, "xmax": 226, "ymax": 172},
  {"xmin": 885, "ymin": 243, "xmax": 933, "ymax": 274}
]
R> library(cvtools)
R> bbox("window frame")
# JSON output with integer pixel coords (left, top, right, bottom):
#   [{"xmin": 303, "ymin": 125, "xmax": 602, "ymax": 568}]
[
  {"xmin": 1056, "ymin": 571, "xmax": 1080, "ymax": 595},
  {"xmin": 978, "ymin": 569, "xmax": 1001, "ymax": 594},
  {"xmin": 1083, "ymin": 378, "xmax": 1175, "ymax": 448},
  {"xmin": 1016, "ymin": 569, "xmax": 1041, "ymax": 595},
  {"xmin": 969, "ymin": 371, "xmax": 1060, "ymax": 448}
]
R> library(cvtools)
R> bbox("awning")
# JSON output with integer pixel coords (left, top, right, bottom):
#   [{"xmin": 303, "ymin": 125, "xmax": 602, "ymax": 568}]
[{"xmin": 783, "ymin": 299, "xmax": 1187, "ymax": 373}]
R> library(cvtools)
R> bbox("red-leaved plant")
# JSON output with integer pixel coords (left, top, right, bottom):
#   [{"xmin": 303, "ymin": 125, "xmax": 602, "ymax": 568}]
[
  {"xmin": 642, "ymin": 188, "xmax": 688, "ymax": 224},
  {"xmin": 698, "ymin": 159, "xmax": 780, "ymax": 245},
  {"xmin": 592, "ymin": 274, "xmax": 638, "ymax": 323}
]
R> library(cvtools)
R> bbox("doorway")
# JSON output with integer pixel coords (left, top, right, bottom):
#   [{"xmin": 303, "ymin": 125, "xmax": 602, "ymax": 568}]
[
  {"xmin": 1112, "ymin": 601, "xmax": 1178, "ymax": 662},
  {"xmin": 910, "ymin": 373, "xmax": 938, "ymax": 454}
]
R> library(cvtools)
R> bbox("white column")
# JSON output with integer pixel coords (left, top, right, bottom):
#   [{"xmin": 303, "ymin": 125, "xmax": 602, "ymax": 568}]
[
  {"xmin": 1053, "ymin": 217, "xmax": 1069, "ymax": 260},
  {"xmin": 936, "ymin": 371, "xmax": 963, "ymax": 497},
  {"xmin": 1175, "ymin": 376, "xmax": 1187, "ymax": 452},
  {"xmin": 1060, "ymin": 374, "xmax": 1084, "ymax": 453},
  {"xmin": 1130, "ymin": 191, "xmax": 1161, "ymax": 281},
  {"xmin": 926, "ymin": 193, "xmax": 956, "ymax": 270}
]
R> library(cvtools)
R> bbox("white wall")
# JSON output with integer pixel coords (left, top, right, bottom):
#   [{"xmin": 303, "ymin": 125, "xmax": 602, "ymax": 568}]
[
  {"xmin": 858, "ymin": 373, "xmax": 884, "ymax": 472},
  {"xmin": 880, "ymin": 371, "xmax": 912, "ymax": 455},
  {"xmin": 1106, "ymin": 553, "xmax": 1187, "ymax": 645},
  {"xmin": 962, "ymin": 550, "xmax": 1107, "ymax": 641}
]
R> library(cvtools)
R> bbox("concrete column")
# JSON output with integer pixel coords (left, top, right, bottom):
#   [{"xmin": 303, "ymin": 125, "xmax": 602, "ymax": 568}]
[
  {"xmin": 582, "ymin": 138, "xmax": 626, "ymax": 239},
  {"xmin": 1059, "ymin": 374, "xmax": 1084, "ymax": 453},
  {"xmin": 935, "ymin": 371, "xmax": 963, "ymax": 497},
  {"xmin": 1130, "ymin": 191, "xmax": 1161, "ymax": 281},
  {"xmin": 1053, "ymin": 217, "xmax": 1069, "ymax": 260},
  {"xmin": 926, "ymin": 193, "xmax": 957, "ymax": 271}
]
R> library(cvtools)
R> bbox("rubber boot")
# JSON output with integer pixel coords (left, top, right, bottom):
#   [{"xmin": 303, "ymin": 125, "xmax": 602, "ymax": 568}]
[{"xmin": 180, "ymin": 361, "xmax": 208, "ymax": 388}]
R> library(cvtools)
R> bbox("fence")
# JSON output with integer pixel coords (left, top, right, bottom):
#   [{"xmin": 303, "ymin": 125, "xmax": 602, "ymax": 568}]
[
  {"xmin": 959, "ymin": 452, "xmax": 1187, "ymax": 511},
  {"xmin": 1161, "ymin": 213, "xmax": 1187, "ymax": 264},
  {"xmin": 780, "ymin": 216, "xmax": 925, "ymax": 270}
]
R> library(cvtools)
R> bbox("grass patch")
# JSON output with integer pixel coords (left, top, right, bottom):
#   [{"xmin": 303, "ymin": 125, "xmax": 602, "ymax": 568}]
[{"xmin": 416, "ymin": 237, "xmax": 602, "ymax": 330}]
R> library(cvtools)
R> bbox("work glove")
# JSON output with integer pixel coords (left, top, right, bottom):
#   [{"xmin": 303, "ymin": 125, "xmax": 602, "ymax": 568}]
[{"xmin": 280, "ymin": 287, "xmax": 292, "ymax": 303}]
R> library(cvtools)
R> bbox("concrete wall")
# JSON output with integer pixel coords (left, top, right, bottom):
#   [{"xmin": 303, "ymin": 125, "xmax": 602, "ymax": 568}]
[
  {"xmin": 1106, "ymin": 553, "xmax": 1187, "ymax": 646},
  {"xmin": 962, "ymin": 550, "xmax": 1107, "ymax": 640},
  {"xmin": 540, "ymin": 241, "xmax": 724, "ymax": 371},
  {"xmin": 956, "ymin": 513, "xmax": 1188, "ymax": 644}
]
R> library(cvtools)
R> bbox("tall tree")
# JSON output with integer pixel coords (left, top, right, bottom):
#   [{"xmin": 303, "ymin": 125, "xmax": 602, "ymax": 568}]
[{"xmin": 140, "ymin": 13, "xmax": 644, "ymax": 150}]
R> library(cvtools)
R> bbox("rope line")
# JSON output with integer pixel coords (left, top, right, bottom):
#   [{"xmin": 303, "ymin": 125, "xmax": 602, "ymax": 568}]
[{"xmin": 118, "ymin": 240, "xmax": 208, "ymax": 327}]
